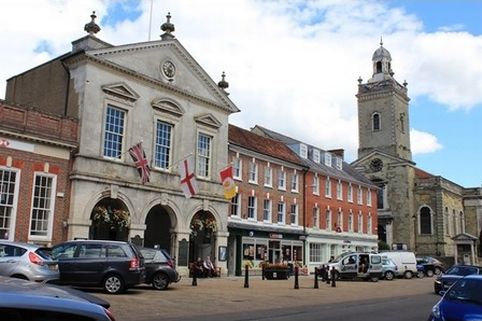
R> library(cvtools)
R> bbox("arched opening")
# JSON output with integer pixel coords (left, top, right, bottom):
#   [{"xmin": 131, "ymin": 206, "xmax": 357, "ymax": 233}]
[
  {"xmin": 144, "ymin": 205, "xmax": 172, "ymax": 251},
  {"xmin": 376, "ymin": 61, "xmax": 382, "ymax": 73},
  {"xmin": 420, "ymin": 206, "xmax": 432, "ymax": 234},
  {"xmin": 372, "ymin": 113, "xmax": 380, "ymax": 131},
  {"xmin": 90, "ymin": 198, "xmax": 130, "ymax": 241},
  {"xmin": 189, "ymin": 211, "xmax": 217, "ymax": 264}
]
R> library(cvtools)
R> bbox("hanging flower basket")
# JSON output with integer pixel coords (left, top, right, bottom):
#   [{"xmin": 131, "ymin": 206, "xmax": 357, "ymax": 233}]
[
  {"xmin": 204, "ymin": 218, "xmax": 217, "ymax": 232},
  {"xmin": 190, "ymin": 218, "xmax": 203, "ymax": 231},
  {"xmin": 92, "ymin": 206, "xmax": 130, "ymax": 227}
]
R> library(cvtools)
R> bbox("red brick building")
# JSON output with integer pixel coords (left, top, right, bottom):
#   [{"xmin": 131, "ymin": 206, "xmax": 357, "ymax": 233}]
[
  {"xmin": 252, "ymin": 125, "xmax": 379, "ymax": 273},
  {"xmin": 227, "ymin": 124, "xmax": 307, "ymax": 275},
  {"xmin": 0, "ymin": 100, "xmax": 78, "ymax": 245}
]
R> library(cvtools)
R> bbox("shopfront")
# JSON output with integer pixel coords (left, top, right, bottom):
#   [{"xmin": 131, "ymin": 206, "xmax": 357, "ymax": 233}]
[{"xmin": 228, "ymin": 222, "xmax": 305, "ymax": 276}]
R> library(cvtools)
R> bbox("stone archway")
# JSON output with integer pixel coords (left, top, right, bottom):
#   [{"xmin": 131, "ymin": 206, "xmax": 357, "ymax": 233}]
[
  {"xmin": 144, "ymin": 205, "xmax": 173, "ymax": 251},
  {"xmin": 90, "ymin": 198, "xmax": 130, "ymax": 241},
  {"xmin": 189, "ymin": 211, "xmax": 217, "ymax": 263}
]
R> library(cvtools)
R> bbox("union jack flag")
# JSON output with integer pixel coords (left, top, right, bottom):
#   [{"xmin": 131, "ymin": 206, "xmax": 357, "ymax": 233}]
[{"xmin": 128, "ymin": 142, "xmax": 151, "ymax": 184}]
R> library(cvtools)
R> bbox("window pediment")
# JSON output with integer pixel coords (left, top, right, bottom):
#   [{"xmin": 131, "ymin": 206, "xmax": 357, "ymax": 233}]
[
  {"xmin": 194, "ymin": 113, "xmax": 222, "ymax": 129},
  {"xmin": 151, "ymin": 98, "xmax": 185, "ymax": 117},
  {"xmin": 101, "ymin": 83, "xmax": 139, "ymax": 102}
]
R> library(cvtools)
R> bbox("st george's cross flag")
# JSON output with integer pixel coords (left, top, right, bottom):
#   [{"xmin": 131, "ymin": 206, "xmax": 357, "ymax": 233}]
[
  {"xmin": 179, "ymin": 155, "xmax": 199, "ymax": 198},
  {"xmin": 220, "ymin": 165, "xmax": 236, "ymax": 199},
  {"xmin": 128, "ymin": 142, "xmax": 151, "ymax": 184}
]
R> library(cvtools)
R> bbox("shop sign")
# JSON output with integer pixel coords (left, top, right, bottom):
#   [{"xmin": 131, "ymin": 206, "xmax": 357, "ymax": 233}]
[{"xmin": 269, "ymin": 233, "xmax": 283, "ymax": 239}]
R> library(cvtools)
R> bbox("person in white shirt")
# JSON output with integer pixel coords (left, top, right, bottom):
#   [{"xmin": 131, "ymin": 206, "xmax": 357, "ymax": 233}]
[{"xmin": 203, "ymin": 256, "xmax": 216, "ymax": 277}]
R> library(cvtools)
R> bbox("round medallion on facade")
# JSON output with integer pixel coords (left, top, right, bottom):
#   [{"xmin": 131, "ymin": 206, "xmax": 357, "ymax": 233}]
[
  {"xmin": 369, "ymin": 158, "xmax": 383, "ymax": 172},
  {"xmin": 161, "ymin": 60, "xmax": 176, "ymax": 80}
]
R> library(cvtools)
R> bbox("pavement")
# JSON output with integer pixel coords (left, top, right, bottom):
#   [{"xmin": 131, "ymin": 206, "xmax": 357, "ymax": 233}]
[{"xmin": 96, "ymin": 275, "xmax": 436, "ymax": 321}]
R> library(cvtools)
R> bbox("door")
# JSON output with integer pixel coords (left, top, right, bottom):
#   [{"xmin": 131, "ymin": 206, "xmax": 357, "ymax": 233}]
[
  {"xmin": 74, "ymin": 243, "xmax": 106, "ymax": 284},
  {"xmin": 268, "ymin": 241, "xmax": 281, "ymax": 263},
  {"xmin": 340, "ymin": 254, "xmax": 358, "ymax": 278},
  {"xmin": 0, "ymin": 244, "xmax": 26, "ymax": 277},
  {"xmin": 52, "ymin": 243, "xmax": 78, "ymax": 284}
]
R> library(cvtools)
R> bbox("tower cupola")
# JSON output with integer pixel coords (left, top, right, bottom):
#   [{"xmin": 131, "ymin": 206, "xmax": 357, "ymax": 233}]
[{"xmin": 368, "ymin": 38, "xmax": 393, "ymax": 83}]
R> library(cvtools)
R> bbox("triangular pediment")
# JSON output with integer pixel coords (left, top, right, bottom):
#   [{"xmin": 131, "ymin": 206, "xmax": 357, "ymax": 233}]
[
  {"xmin": 452, "ymin": 233, "xmax": 478, "ymax": 241},
  {"xmin": 151, "ymin": 98, "xmax": 185, "ymax": 117},
  {"xmin": 88, "ymin": 39, "xmax": 239, "ymax": 114},
  {"xmin": 101, "ymin": 83, "xmax": 139, "ymax": 102},
  {"xmin": 352, "ymin": 150, "xmax": 414, "ymax": 168},
  {"xmin": 194, "ymin": 113, "xmax": 222, "ymax": 129}
]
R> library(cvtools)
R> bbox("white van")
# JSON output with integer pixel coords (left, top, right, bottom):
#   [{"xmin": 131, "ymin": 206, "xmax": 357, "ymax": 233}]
[
  {"xmin": 380, "ymin": 251, "xmax": 417, "ymax": 279},
  {"xmin": 327, "ymin": 252, "xmax": 383, "ymax": 282}
]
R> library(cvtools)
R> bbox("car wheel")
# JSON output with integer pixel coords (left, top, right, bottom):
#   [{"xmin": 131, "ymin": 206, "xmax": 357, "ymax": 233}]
[
  {"xmin": 434, "ymin": 267, "xmax": 442, "ymax": 275},
  {"xmin": 384, "ymin": 271, "xmax": 395, "ymax": 281},
  {"xmin": 103, "ymin": 274, "xmax": 125, "ymax": 294},
  {"xmin": 417, "ymin": 270, "xmax": 425, "ymax": 278},
  {"xmin": 426, "ymin": 269, "xmax": 434, "ymax": 277},
  {"xmin": 152, "ymin": 272, "xmax": 169, "ymax": 290},
  {"xmin": 404, "ymin": 271, "xmax": 413, "ymax": 279}
]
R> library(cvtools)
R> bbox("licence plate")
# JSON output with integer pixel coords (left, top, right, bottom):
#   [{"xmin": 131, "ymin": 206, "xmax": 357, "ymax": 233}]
[{"xmin": 49, "ymin": 264, "xmax": 58, "ymax": 271}]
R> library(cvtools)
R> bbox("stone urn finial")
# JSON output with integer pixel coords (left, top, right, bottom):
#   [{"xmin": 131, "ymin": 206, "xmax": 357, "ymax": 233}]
[
  {"xmin": 161, "ymin": 12, "xmax": 175, "ymax": 40},
  {"xmin": 84, "ymin": 11, "xmax": 101, "ymax": 35}
]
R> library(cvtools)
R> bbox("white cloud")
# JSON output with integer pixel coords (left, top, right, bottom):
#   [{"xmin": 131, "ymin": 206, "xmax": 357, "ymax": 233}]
[
  {"xmin": 0, "ymin": 0, "xmax": 479, "ymax": 162},
  {"xmin": 410, "ymin": 129, "xmax": 443, "ymax": 155}
]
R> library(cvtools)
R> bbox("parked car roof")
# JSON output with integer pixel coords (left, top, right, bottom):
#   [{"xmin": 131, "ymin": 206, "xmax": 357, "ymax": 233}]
[{"xmin": 0, "ymin": 276, "xmax": 114, "ymax": 321}]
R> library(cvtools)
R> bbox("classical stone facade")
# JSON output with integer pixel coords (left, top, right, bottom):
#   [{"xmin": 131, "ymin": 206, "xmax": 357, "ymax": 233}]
[
  {"xmin": 4, "ymin": 13, "xmax": 239, "ymax": 275},
  {"xmin": 353, "ymin": 42, "xmax": 482, "ymax": 263}
]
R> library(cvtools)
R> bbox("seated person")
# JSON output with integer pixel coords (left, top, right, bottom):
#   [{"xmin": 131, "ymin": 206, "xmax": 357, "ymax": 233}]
[
  {"xmin": 191, "ymin": 257, "xmax": 204, "ymax": 278},
  {"xmin": 203, "ymin": 256, "xmax": 217, "ymax": 277},
  {"xmin": 359, "ymin": 257, "xmax": 368, "ymax": 273}
]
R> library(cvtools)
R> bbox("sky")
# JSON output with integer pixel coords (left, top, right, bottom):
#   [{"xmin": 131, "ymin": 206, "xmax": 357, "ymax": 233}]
[{"xmin": 0, "ymin": 0, "xmax": 481, "ymax": 188}]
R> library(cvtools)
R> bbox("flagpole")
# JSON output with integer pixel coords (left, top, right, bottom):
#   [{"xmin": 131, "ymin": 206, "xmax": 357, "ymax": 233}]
[
  {"xmin": 116, "ymin": 141, "xmax": 144, "ymax": 159},
  {"xmin": 168, "ymin": 153, "xmax": 194, "ymax": 171}
]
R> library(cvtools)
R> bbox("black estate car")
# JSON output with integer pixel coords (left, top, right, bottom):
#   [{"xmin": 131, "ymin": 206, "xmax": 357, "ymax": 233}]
[
  {"xmin": 52, "ymin": 240, "xmax": 145, "ymax": 294},
  {"xmin": 139, "ymin": 247, "xmax": 180, "ymax": 290}
]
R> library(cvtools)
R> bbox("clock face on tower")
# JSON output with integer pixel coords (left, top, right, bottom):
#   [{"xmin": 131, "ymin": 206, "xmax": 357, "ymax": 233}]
[{"xmin": 369, "ymin": 158, "xmax": 383, "ymax": 172}]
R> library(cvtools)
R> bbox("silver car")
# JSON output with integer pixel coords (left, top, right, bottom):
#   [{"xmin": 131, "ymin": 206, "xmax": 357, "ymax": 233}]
[{"xmin": 0, "ymin": 241, "xmax": 59, "ymax": 282}]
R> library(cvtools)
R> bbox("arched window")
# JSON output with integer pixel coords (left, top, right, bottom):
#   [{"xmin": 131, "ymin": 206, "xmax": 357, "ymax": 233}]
[
  {"xmin": 420, "ymin": 206, "xmax": 432, "ymax": 234},
  {"xmin": 372, "ymin": 113, "xmax": 381, "ymax": 131},
  {"xmin": 376, "ymin": 61, "xmax": 382, "ymax": 73}
]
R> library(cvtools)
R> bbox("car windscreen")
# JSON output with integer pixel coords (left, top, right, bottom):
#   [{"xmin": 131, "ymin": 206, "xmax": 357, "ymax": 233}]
[
  {"xmin": 446, "ymin": 279, "xmax": 482, "ymax": 305},
  {"xmin": 140, "ymin": 248, "xmax": 156, "ymax": 261},
  {"xmin": 446, "ymin": 266, "xmax": 479, "ymax": 276}
]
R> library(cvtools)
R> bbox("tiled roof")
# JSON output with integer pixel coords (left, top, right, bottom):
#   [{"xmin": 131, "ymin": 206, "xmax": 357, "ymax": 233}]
[
  {"xmin": 228, "ymin": 124, "xmax": 304, "ymax": 166},
  {"xmin": 251, "ymin": 125, "xmax": 376, "ymax": 187},
  {"xmin": 414, "ymin": 167, "xmax": 434, "ymax": 179}
]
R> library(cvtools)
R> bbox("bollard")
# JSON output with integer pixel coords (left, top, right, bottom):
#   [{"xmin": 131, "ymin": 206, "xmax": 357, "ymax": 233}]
[
  {"xmin": 330, "ymin": 267, "xmax": 336, "ymax": 287},
  {"xmin": 314, "ymin": 267, "xmax": 319, "ymax": 289},
  {"xmin": 262, "ymin": 263, "xmax": 265, "ymax": 280},
  {"xmin": 192, "ymin": 267, "xmax": 197, "ymax": 286},
  {"xmin": 294, "ymin": 266, "xmax": 299, "ymax": 289},
  {"xmin": 244, "ymin": 264, "xmax": 249, "ymax": 288}
]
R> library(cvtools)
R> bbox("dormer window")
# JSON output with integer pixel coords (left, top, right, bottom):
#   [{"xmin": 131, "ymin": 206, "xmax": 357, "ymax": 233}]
[
  {"xmin": 313, "ymin": 149, "xmax": 320, "ymax": 163},
  {"xmin": 300, "ymin": 144, "xmax": 307, "ymax": 159},
  {"xmin": 324, "ymin": 152, "xmax": 332, "ymax": 167},
  {"xmin": 335, "ymin": 157, "xmax": 342, "ymax": 170},
  {"xmin": 372, "ymin": 113, "xmax": 381, "ymax": 131}
]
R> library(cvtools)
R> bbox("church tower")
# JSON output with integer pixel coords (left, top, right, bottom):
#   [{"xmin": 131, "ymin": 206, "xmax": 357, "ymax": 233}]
[{"xmin": 356, "ymin": 40, "xmax": 412, "ymax": 161}]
